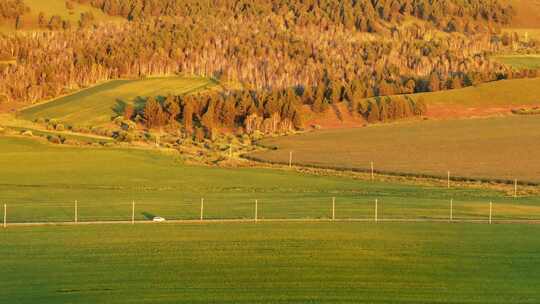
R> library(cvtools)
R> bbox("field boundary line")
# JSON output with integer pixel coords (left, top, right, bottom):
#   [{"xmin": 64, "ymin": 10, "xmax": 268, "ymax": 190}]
[
  {"xmin": 4, "ymin": 218, "xmax": 540, "ymax": 228},
  {"xmin": 242, "ymin": 153, "xmax": 540, "ymax": 187}
]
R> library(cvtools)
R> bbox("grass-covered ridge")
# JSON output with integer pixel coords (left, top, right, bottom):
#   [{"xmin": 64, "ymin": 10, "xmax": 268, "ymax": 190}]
[
  {"xmin": 1, "ymin": 222, "xmax": 540, "ymax": 303},
  {"xmin": 492, "ymin": 55, "xmax": 540, "ymax": 70},
  {"xmin": 251, "ymin": 115, "xmax": 540, "ymax": 184},
  {"xmin": 413, "ymin": 77, "xmax": 540, "ymax": 108},
  {"xmin": 18, "ymin": 76, "xmax": 219, "ymax": 127}
]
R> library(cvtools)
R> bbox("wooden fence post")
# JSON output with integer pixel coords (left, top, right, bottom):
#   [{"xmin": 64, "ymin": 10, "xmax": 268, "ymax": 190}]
[
  {"xmin": 255, "ymin": 199, "xmax": 258, "ymax": 222},
  {"xmin": 332, "ymin": 197, "xmax": 335, "ymax": 221},
  {"xmin": 200, "ymin": 198, "xmax": 204, "ymax": 221}
]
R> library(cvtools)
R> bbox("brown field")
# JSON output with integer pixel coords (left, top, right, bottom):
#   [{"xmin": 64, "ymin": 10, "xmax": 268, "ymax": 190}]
[
  {"xmin": 508, "ymin": 0, "xmax": 540, "ymax": 28},
  {"xmin": 250, "ymin": 115, "xmax": 540, "ymax": 183}
]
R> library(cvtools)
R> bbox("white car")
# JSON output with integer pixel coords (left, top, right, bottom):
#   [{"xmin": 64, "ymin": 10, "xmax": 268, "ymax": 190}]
[{"xmin": 152, "ymin": 216, "xmax": 166, "ymax": 222}]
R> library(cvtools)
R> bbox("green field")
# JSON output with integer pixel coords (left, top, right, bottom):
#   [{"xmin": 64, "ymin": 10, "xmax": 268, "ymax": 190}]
[
  {"xmin": 1, "ymin": 222, "xmax": 540, "ymax": 303},
  {"xmin": 1, "ymin": 135, "xmax": 540, "ymax": 223},
  {"xmin": 410, "ymin": 77, "xmax": 540, "ymax": 108},
  {"xmin": 251, "ymin": 115, "xmax": 540, "ymax": 183},
  {"xmin": 1, "ymin": 131, "xmax": 540, "ymax": 303},
  {"xmin": 493, "ymin": 55, "xmax": 540, "ymax": 70},
  {"xmin": 18, "ymin": 77, "xmax": 219, "ymax": 126}
]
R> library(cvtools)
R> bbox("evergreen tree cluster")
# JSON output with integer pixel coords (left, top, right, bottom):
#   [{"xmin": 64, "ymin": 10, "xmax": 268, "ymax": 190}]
[
  {"xmin": 128, "ymin": 79, "xmax": 429, "ymax": 138},
  {"xmin": 132, "ymin": 87, "xmax": 305, "ymax": 138}
]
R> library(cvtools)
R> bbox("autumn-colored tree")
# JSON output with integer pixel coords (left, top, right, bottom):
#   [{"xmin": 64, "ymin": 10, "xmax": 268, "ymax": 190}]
[
  {"xmin": 123, "ymin": 104, "xmax": 134, "ymax": 120},
  {"xmin": 428, "ymin": 73, "xmax": 441, "ymax": 92},
  {"xmin": 182, "ymin": 101, "xmax": 194, "ymax": 133},
  {"xmin": 367, "ymin": 99, "xmax": 380, "ymax": 123},
  {"xmin": 144, "ymin": 97, "xmax": 165, "ymax": 128},
  {"xmin": 164, "ymin": 95, "xmax": 180, "ymax": 124}
]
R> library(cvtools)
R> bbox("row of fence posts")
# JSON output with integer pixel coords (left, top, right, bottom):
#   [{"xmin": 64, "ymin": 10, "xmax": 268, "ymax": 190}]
[
  {"xmin": 288, "ymin": 155, "xmax": 521, "ymax": 198},
  {"xmin": 2, "ymin": 198, "xmax": 499, "ymax": 228}
]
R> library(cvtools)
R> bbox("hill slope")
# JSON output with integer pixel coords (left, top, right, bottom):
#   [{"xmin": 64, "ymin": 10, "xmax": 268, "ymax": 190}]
[
  {"xmin": 508, "ymin": 0, "xmax": 540, "ymax": 28},
  {"xmin": 19, "ymin": 77, "xmax": 219, "ymax": 126},
  {"xmin": 410, "ymin": 77, "xmax": 540, "ymax": 118}
]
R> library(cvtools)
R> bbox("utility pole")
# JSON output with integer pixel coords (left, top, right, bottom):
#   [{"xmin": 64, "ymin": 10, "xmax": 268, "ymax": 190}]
[{"xmin": 371, "ymin": 161, "xmax": 374, "ymax": 181}]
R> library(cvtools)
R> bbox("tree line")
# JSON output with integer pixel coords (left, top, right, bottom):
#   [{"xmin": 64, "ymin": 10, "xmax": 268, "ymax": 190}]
[{"xmin": 85, "ymin": 0, "xmax": 514, "ymax": 34}]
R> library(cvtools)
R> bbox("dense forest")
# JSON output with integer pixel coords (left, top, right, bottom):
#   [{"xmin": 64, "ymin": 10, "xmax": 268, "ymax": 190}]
[{"xmin": 0, "ymin": 0, "xmax": 537, "ymax": 136}]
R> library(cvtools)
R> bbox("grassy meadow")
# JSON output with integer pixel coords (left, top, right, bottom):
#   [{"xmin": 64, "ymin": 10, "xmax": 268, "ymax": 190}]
[
  {"xmin": 251, "ymin": 115, "xmax": 540, "ymax": 184},
  {"xmin": 18, "ymin": 76, "xmax": 219, "ymax": 127},
  {"xmin": 1, "ymin": 135, "xmax": 540, "ymax": 223},
  {"xmin": 492, "ymin": 55, "xmax": 540, "ymax": 70},
  {"xmin": 1, "ymin": 222, "xmax": 540, "ymax": 303},
  {"xmin": 410, "ymin": 77, "xmax": 540, "ymax": 108}
]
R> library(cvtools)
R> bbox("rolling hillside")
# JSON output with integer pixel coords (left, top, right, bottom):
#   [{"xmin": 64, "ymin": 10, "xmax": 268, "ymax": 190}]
[
  {"xmin": 18, "ymin": 77, "xmax": 219, "ymax": 127},
  {"xmin": 492, "ymin": 55, "xmax": 540, "ymax": 70},
  {"xmin": 1, "ymin": 135, "xmax": 538, "ymax": 222},
  {"xmin": 409, "ymin": 77, "xmax": 540, "ymax": 118},
  {"xmin": 1, "ymin": 135, "xmax": 540, "ymax": 302}
]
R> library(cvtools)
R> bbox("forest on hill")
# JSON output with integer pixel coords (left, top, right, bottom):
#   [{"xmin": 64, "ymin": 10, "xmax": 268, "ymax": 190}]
[{"xmin": 1, "ymin": 0, "xmax": 539, "ymax": 137}]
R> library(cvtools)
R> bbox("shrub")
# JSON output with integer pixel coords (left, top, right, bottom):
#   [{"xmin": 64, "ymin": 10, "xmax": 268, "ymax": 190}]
[
  {"xmin": 115, "ymin": 131, "xmax": 134, "ymax": 142},
  {"xmin": 113, "ymin": 116, "xmax": 124, "ymax": 126},
  {"xmin": 47, "ymin": 135, "xmax": 62, "ymax": 144},
  {"xmin": 55, "ymin": 124, "xmax": 65, "ymax": 131},
  {"xmin": 512, "ymin": 107, "xmax": 540, "ymax": 115},
  {"xmin": 121, "ymin": 120, "xmax": 136, "ymax": 131},
  {"xmin": 49, "ymin": 119, "xmax": 59, "ymax": 127}
]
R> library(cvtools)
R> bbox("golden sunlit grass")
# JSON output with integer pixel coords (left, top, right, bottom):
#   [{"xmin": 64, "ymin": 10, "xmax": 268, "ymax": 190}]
[{"xmin": 18, "ymin": 76, "xmax": 220, "ymax": 127}]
